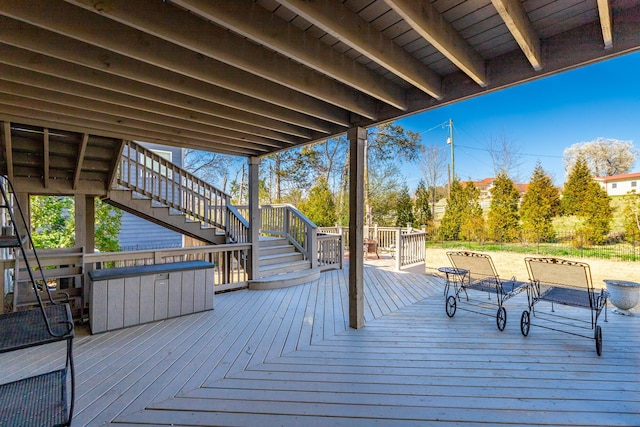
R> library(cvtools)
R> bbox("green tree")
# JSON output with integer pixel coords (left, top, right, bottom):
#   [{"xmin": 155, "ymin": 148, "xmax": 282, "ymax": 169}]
[
  {"xmin": 487, "ymin": 172, "xmax": 521, "ymax": 242},
  {"xmin": 30, "ymin": 196, "xmax": 75, "ymax": 248},
  {"xmin": 95, "ymin": 199, "xmax": 123, "ymax": 252},
  {"xmin": 413, "ymin": 180, "xmax": 432, "ymax": 227},
  {"xmin": 580, "ymin": 183, "xmax": 612, "ymax": 244},
  {"xmin": 298, "ymin": 178, "xmax": 336, "ymax": 227},
  {"xmin": 562, "ymin": 159, "xmax": 612, "ymax": 245},
  {"xmin": 622, "ymin": 190, "xmax": 640, "ymax": 243},
  {"xmin": 439, "ymin": 180, "xmax": 484, "ymax": 241},
  {"xmin": 561, "ymin": 157, "xmax": 593, "ymax": 215},
  {"xmin": 395, "ymin": 185, "xmax": 414, "ymax": 227},
  {"xmin": 30, "ymin": 196, "xmax": 122, "ymax": 251},
  {"xmin": 520, "ymin": 164, "xmax": 560, "ymax": 243}
]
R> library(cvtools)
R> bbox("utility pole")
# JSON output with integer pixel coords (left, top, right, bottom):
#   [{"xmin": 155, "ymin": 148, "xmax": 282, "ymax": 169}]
[{"xmin": 446, "ymin": 118, "xmax": 454, "ymax": 183}]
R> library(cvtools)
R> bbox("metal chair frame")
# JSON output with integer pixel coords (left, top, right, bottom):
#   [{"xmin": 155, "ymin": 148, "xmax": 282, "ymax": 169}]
[
  {"xmin": 444, "ymin": 251, "xmax": 527, "ymax": 331},
  {"xmin": 520, "ymin": 257, "xmax": 608, "ymax": 355}
]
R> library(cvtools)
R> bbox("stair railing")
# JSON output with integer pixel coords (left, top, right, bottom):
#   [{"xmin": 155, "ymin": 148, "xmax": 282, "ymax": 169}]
[
  {"xmin": 260, "ymin": 204, "xmax": 317, "ymax": 268},
  {"xmin": 116, "ymin": 141, "xmax": 248, "ymax": 243}
]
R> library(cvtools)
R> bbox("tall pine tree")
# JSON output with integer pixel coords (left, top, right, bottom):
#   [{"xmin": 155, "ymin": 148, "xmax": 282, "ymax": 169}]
[
  {"xmin": 487, "ymin": 172, "xmax": 521, "ymax": 242},
  {"xmin": 561, "ymin": 157, "xmax": 592, "ymax": 215},
  {"xmin": 395, "ymin": 185, "xmax": 415, "ymax": 227},
  {"xmin": 440, "ymin": 180, "xmax": 483, "ymax": 240},
  {"xmin": 298, "ymin": 177, "xmax": 336, "ymax": 227},
  {"xmin": 413, "ymin": 180, "xmax": 432, "ymax": 227},
  {"xmin": 520, "ymin": 164, "xmax": 560, "ymax": 243},
  {"xmin": 562, "ymin": 158, "xmax": 612, "ymax": 244}
]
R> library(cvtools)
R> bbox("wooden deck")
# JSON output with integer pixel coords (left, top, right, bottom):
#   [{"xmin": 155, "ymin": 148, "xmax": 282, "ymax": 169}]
[{"xmin": 2, "ymin": 264, "xmax": 639, "ymax": 426}]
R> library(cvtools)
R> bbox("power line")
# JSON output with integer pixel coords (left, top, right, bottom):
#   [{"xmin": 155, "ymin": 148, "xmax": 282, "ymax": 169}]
[{"xmin": 455, "ymin": 143, "xmax": 563, "ymax": 158}]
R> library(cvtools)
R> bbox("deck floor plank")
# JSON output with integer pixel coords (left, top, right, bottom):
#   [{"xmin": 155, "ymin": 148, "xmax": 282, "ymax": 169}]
[{"xmin": 3, "ymin": 262, "xmax": 638, "ymax": 426}]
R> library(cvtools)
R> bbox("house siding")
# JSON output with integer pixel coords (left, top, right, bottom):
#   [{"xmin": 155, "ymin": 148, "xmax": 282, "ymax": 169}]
[
  {"xmin": 117, "ymin": 142, "xmax": 185, "ymax": 251},
  {"xmin": 594, "ymin": 172, "xmax": 640, "ymax": 196}
]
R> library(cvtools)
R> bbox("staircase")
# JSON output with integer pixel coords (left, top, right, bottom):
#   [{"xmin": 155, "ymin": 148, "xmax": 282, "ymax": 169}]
[
  {"xmin": 102, "ymin": 140, "xmax": 247, "ymax": 245},
  {"xmin": 103, "ymin": 141, "xmax": 325, "ymax": 288},
  {"xmin": 250, "ymin": 237, "xmax": 320, "ymax": 290}
]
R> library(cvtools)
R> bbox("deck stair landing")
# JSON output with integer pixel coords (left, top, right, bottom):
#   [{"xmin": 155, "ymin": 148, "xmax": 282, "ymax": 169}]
[{"xmin": 250, "ymin": 237, "xmax": 320, "ymax": 290}]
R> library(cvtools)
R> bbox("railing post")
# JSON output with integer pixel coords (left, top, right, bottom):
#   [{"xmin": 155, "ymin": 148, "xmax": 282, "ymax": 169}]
[
  {"xmin": 283, "ymin": 205, "xmax": 290, "ymax": 241},
  {"xmin": 308, "ymin": 226, "xmax": 318, "ymax": 268},
  {"xmin": 395, "ymin": 228, "xmax": 402, "ymax": 271}
]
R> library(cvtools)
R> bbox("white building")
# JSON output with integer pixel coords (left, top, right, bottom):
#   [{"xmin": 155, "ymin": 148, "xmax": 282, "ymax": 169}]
[{"xmin": 594, "ymin": 172, "xmax": 640, "ymax": 196}]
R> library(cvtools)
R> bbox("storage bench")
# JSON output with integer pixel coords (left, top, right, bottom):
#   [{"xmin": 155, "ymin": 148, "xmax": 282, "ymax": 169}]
[{"xmin": 89, "ymin": 261, "xmax": 214, "ymax": 334}]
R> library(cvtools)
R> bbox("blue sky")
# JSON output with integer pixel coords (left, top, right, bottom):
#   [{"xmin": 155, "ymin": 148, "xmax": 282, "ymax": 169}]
[{"xmin": 397, "ymin": 50, "xmax": 640, "ymax": 190}]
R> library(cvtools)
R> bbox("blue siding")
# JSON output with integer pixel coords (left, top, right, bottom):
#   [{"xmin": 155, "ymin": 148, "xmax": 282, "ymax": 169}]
[{"xmin": 118, "ymin": 142, "xmax": 184, "ymax": 251}]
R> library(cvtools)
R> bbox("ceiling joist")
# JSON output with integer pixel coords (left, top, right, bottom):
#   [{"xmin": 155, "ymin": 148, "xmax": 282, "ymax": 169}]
[
  {"xmin": 491, "ymin": 0, "xmax": 543, "ymax": 71},
  {"xmin": 384, "ymin": 0, "xmax": 487, "ymax": 87},
  {"xmin": 278, "ymin": 0, "xmax": 443, "ymax": 100}
]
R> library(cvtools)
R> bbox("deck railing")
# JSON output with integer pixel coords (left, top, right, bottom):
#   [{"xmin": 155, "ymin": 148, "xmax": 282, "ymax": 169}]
[
  {"xmin": 317, "ymin": 233, "xmax": 344, "ymax": 270},
  {"xmin": 84, "ymin": 244, "xmax": 250, "ymax": 293},
  {"xmin": 318, "ymin": 225, "xmax": 426, "ymax": 271},
  {"xmin": 116, "ymin": 141, "xmax": 248, "ymax": 243},
  {"xmin": 260, "ymin": 204, "xmax": 318, "ymax": 268}
]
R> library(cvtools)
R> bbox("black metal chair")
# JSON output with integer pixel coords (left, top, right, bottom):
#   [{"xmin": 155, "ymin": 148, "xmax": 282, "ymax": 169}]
[
  {"xmin": 520, "ymin": 257, "xmax": 608, "ymax": 355},
  {"xmin": 445, "ymin": 251, "xmax": 527, "ymax": 331}
]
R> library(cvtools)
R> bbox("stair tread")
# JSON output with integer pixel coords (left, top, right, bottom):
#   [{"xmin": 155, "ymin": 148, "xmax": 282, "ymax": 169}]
[
  {"xmin": 251, "ymin": 267, "xmax": 319, "ymax": 283},
  {"xmin": 259, "ymin": 260, "xmax": 310, "ymax": 271},
  {"xmin": 259, "ymin": 252, "xmax": 302, "ymax": 260}
]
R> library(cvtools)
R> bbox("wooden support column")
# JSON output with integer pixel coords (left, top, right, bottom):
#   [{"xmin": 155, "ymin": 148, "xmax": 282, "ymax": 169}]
[
  {"xmin": 75, "ymin": 195, "xmax": 95, "ymax": 253},
  {"xmin": 15, "ymin": 192, "xmax": 30, "ymax": 246},
  {"xmin": 247, "ymin": 156, "xmax": 261, "ymax": 280},
  {"xmin": 348, "ymin": 127, "xmax": 366, "ymax": 329}
]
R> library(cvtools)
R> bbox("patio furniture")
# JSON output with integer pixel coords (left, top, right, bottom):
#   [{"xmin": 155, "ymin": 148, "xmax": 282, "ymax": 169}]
[
  {"xmin": 0, "ymin": 175, "xmax": 75, "ymax": 426},
  {"xmin": 89, "ymin": 261, "xmax": 215, "ymax": 334},
  {"xmin": 438, "ymin": 266, "xmax": 468, "ymax": 297},
  {"xmin": 520, "ymin": 257, "xmax": 608, "ymax": 355},
  {"xmin": 445, "ymin": 251, "xmax": 528, "ymax": 331},
  {"xmin": 363, "ymin": 238, "xmax": 379, "ymax": 259}
]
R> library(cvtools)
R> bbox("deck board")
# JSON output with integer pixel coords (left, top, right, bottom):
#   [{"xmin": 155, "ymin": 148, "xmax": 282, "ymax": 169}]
[{"xmin": 2, "ymin": 263, "xmax": 638, "ymax": 426}]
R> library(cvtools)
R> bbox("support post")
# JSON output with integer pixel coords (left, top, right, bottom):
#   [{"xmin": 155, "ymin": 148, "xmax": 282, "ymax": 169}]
[
  {"xmin": 15, "ymin": 193, "xmax": 30, "ymax": 247},
  {"xmin": 247, "ymin": 156, "xmax": 260, "ymax": 280},
  {"xmin": 348, "ymin": 127, "xmax": 366, "ymax": 329},
  {"xmin": 75, "ymin": 195, "xmax": 95, "ymax": 253}
]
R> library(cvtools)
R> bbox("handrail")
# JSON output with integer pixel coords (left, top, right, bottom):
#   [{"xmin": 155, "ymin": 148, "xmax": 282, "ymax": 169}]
[
  {"xmin": 85, "ymin": 243, "xmax": 251, "ymax": 293},
  {"xmin": 115, "ymin": 141, "xmax": 248, "ymax": 243},
  {"xmin": 261, "ymin": 204, "xmax": 317, "ymax": 267}
]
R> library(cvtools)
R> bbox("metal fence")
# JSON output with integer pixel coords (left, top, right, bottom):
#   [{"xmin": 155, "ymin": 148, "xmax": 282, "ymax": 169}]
[{"xmin": 426, "ymin": 229, "xmax": 640, "ymax": 262}]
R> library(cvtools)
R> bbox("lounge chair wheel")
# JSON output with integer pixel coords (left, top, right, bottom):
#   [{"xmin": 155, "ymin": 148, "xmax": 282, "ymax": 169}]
[
  {"xmin": 496, "ymin": 306, "xmax": 507, "ymax": 331},
  {"xmin": 520, "ymin": 311, "xmax": 530, "ymax": 336},
  {"xmin": 446, "ymin": 296, "xmax": 456, "ymax": 318},
  {"xmin": 595, "ymin": 325, "xmax": 603, "ymax": 356}
]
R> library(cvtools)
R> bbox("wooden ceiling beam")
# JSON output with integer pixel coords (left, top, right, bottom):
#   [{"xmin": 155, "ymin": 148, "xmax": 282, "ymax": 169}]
[
  {"xmin": 0, "ymin": 105, "xmax": 268, "ymax": 157},
  {"xmin": 491, "ymin": 0, "xmax": 543, "ymax": 71},
  {"xmin": 0, "ymin": 44, "xmax": 330, "ymax": 136},
  {"xmin": 4, "ymin": 0, "xmax": 377, "ymax": 121},
  {"xmin": 278, "ymin": 0, "xmax": 443, "ymax": 100},
  {"xmin": 2, "ymin": 121, "xmax": 14, "ymax": 182},
  {"xmin": 0, "ymin": 88, "xmax": 289, "ymax": 150},
  {"xmin": 384, "ymin": 0, "xmax": 487, "ymax": 87},
  {"xmin": 72, "ymin": 0, "xmax": 381, "ymax": 119},
  {"xmin": 73, "ymin": 133, "xmax": 88, "ymax": 190},
  {"xmin": 597, "ymin": 0, "xmax": 613, "ymax": 49},
  {"xmin": 0, "ymin": 13, "xmax": 351, "ymax": 127},
  {"xmin": 169, "ymin": 0, "xmax": 408, "ymax": 111},
  {"xmin": 0, "ymin": 75, "xmax": 303, "ymax": 146},
  {"xmin": 43, "ymin": 128, "xmax": 49, "ymax": 188}
]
